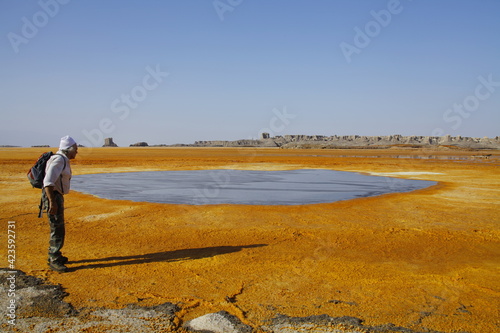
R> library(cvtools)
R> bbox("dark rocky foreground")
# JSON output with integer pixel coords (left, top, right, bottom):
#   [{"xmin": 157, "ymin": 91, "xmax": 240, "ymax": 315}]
[{"xmin": 1, "ymin": 269, "xmax": 468, "ymax": 333}]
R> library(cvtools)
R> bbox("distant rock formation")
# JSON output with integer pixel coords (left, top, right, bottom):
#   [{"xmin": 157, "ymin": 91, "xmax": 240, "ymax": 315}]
[
  {"xmin": 160, "ymin": 135, "xmax": 500, "ymax": 150},
  {"xmin": 274, "ymin": 134, "xmax": 500, "ymax": 149},
  {"xmin": 130, "ymin": 142, "xmax": 149, "ymax": 147},
  {"xmin": 192, "ymin": 139, "xmax": 278, "ymax": 148},
  {"xmin": 103, "ymin": 138, "xmax": 118, "ymax": 147}
]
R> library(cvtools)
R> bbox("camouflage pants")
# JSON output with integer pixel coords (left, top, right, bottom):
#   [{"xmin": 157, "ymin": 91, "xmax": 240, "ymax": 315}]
[{"xmin": 42, "ymin": 190, "xmax": 65, "ymax": 262}]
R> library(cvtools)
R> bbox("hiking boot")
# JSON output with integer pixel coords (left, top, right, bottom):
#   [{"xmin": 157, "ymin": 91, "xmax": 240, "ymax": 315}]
[
  {"xmin": 49, "ymin": 260, "xmax": 68, "ymax": 273},
  {"xmin": 47, "ymin": 256, "xmax": 68, "ymax": 265}
]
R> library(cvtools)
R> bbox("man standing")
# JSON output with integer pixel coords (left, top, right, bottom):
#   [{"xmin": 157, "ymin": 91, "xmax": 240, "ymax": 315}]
[{"xmin": 43, "ymin": 135, "xmax": 78, "ymax": 272}]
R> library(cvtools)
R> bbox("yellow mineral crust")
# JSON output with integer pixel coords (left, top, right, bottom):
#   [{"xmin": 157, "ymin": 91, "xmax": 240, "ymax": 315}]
[{"xmin": 1, "ymin": 147, "xmax": 499, "ymax": 332}]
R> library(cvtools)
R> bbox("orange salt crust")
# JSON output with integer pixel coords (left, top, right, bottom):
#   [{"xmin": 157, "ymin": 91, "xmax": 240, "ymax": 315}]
[{"xmin": 1, "ymin": 147, "xmax": 499, "ymax": 332}]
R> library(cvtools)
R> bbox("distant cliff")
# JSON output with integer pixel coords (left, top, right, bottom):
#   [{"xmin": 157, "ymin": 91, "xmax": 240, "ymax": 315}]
[{"xmin": 168, "ymin": 134, "xmax": 500, "ymax": 150}]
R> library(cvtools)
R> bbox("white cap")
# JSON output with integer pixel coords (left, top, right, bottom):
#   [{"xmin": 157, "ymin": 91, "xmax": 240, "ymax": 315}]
[{"xmin": 59, "ymin": 135, "xmax": 77, "ymax": 150}]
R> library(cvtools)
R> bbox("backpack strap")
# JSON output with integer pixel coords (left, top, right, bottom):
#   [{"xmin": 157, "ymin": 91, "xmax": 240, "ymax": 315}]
[
  {"xmin": 38, "ymin": 194, "xmax": 44, "ymax": 218},
  {"xmin": 56, "ymin": 154, "xmax": 67, "ymax": 194},
  {"xmin": 54, "ymin": 154, "xmax": 68, "ymax": 170}
]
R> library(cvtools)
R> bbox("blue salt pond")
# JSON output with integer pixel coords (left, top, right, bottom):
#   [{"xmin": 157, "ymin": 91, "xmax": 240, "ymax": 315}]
[{"xmin": 72, "ymin": 169, "xmax": 436, "ymax": 206}]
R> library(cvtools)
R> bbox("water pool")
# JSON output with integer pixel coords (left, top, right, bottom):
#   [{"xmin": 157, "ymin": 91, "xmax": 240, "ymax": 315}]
[{"xmin": 72, "ymin": 169, "xmax": 436, "ymax": 205}]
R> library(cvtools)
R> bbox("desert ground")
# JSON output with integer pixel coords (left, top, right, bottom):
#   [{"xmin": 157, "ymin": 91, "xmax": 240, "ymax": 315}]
[{"xmin": 1, "ymin": 147, "xmax": 499, "ymax": 332}]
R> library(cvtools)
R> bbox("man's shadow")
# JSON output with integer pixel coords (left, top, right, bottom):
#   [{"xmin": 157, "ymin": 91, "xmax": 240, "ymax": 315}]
[{"xmin": 68, "ymin": 244, "xmax": 267, "ymax": 271}]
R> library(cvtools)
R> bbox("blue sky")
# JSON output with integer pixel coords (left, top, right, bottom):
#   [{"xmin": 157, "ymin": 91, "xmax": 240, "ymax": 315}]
[{"xmin": 1, "ymin": 0, "xmax": 499, "ymax": 147}]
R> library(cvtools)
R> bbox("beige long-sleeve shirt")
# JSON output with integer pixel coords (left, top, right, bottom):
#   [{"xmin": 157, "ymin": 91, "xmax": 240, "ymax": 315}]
[{"xmin": 43, "ymin": 151, "xmax": 71, "ymax": 194}]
